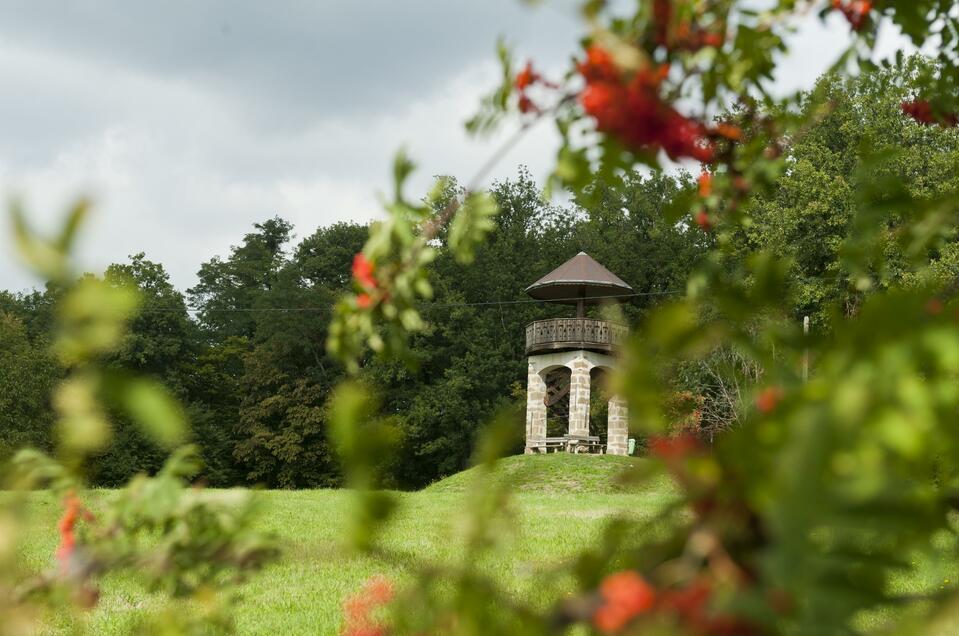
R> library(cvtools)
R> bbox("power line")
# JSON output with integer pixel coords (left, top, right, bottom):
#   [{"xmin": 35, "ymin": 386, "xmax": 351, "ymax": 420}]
[
  {"xmin": 2, "ymin": 290, "xmax": 683, "ymax": 315},
  {"xmin": 132, "ymin": 290, "xmax": 683, "ymax": 314}
]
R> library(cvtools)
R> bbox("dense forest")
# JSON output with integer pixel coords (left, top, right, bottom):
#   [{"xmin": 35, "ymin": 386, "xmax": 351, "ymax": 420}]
[{"xmin": 3, "ymin": 62, "xmax": 958, "ymax": 489}]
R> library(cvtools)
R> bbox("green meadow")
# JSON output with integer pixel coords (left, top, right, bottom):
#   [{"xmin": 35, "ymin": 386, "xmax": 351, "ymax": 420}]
[
  {"xmin": 12, "ymin": 454, "xmax": 957, "ymax": 634},
  {"xmin": 13, "ymin": 455, "xmax": 668, "ymax": 634}
]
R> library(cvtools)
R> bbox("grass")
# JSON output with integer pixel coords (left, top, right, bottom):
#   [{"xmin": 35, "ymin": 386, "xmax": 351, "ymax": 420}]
[
  {"xmin": 14, "ymin": 454, "xmax": 675, "ymax": 635},
  {"xmin": 12, "ymin": 454, "xmax": 957, "ymax": 635},
  {"xmin": 424, "ymin": 452, "xmax": 671, "ymax": 494}
]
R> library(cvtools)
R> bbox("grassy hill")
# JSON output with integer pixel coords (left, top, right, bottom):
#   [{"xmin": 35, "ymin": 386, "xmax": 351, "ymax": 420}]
[
  {"xmin": 16, "ymin": 483, "xmax": 666, "ymax": 635},
  {"xmin": 13, "ymin": 455, "xmax": 950, "ymax": 634},
  {"xmin": 424, "ymin": 452, "xmax": 674, "ymax": 495}
]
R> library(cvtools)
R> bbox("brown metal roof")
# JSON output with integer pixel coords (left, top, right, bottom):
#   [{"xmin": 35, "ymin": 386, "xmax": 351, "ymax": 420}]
[{"xmin": 525, "ymin": 252, "xmax": 633, "ymax": 304}]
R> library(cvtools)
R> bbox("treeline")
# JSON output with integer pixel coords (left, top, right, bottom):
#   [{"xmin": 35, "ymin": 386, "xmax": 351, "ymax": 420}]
[
  {"xmin": 4, "ymin": 61, "xmax": 958, "ymax": 489},
  {"xmin": 0, "ymin": 170, "xmax": 705, "ymax": 489}
]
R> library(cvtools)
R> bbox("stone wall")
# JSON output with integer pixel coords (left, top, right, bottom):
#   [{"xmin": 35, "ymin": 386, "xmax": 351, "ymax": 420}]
[
  {"xmin": 524, "ymin": 361, "xmax": 547, "ymax": 454},
  {"xmin": 567, "ymin": 357, "xmax": 591, "ymax": 437},
  {"xmin": 524, "ymin": 349, "xmax": 629, "ymax": 455},
  {"xmin": 606, "ymin": 396, "xmax": 629, "ymax": 456}
]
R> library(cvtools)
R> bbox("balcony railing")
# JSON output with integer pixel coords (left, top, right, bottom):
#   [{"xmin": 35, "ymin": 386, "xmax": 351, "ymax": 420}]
[{"xmin": 525, "ymin": 318, "xmax": 628, "ymax": 355}]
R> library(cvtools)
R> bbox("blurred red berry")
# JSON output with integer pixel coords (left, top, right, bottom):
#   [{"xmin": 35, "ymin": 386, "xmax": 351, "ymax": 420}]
[
  {"xmin": 352, "ymin": 254, "xmax": 377, "ymax": 290},
  {"xmin": 365, "ymin": 576, "xmax": 394, "ymax": 605},
  {"xmin": 515, "ymin": 61, "xmax": 539, "ymax": 91},
  {"xmin": 593, "ymin": 570, "xmax": 656, "ymax": 633},
  {"xmin": 695, "ymin": 210, "xmax": 712, "ymax": 231},
  {"xmin": 652, "ymin": 0, "xmax": 673, "ymax": 46},
  {"xmin": 518, "ymin": 94, "xmax": 540, "ymax": 114},
  {"xmin": 698, "ymin": 171, "xmax": 712, "ymax": 197},
  {"xmin": 901, "ymin": 100, "xmax": 959, "ymax": 127},
  {"xmin": 578, "ymin": 45, "xmax": 618, "ymax": 83},
  {"xmin": 659, "ymin": 579, "xmax": 761, "ymax": 635},
  {"xmin": 342, "ymin": 576, "xmax": 394, "ymax": 636},
  {"xmin": 56, "ymin": 490, "xmax": 83, "ymax": 575},
  {"xmin": 650, "ymin": 434, "xmax": 699, "ymax": 461},
  {"xmin": 356, "ymin": 293, "xmax": 373, "ymax": 309},
  {"xmin": 714, "ymin": 123, "xmax": 743, "ymax": 141},
  {"xmin": 756, "ymin": 387, "xmax": 784, "ymax": 414},
  {"xmin": 701, "ymin": 32, "xmax": 724, "ymax": 48},
  {"xmin": 577, "ymin": 47, "xmax": 715, "ymax": 163},
  {"xmin": 514, "ymin": 60, "xmax": 555, "ymax": 114},
  {"xmin": 659, "ymin": 580, "xmax": 711, "ymax": 617},
  {"xmin": 925, "ymin": 298, "xmax": 944, "ymax": 315},
  {"xmin": 832, "ymin": 0, "xmax": 872, "ymax": 31},
  {"xmin": 901, "ymin": 99, "xmax": 935, "ymax": 124}
]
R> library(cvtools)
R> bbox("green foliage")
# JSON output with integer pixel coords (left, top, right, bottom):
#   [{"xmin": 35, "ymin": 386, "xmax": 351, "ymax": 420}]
[
  {"xmin": 8, "ymin": 3, "xmax": 959, "ymax": 630},
  {"xmin": 3, "ymin": 202, "xmax": 278, "ymax": 634},
  {"xmin": 188, "ymin": 217, "xmax": 293, "ymax": 341},
  {"xmin": 447, "ymin": 192, "xmax": 499, "ymax": 265},
  {"xmin": 320, "ymin": 2, "xmax": 959, "ymax": 633},
  {"xmin": 0, "ymin": 312, "xmax": 59, "ymax": 463}
]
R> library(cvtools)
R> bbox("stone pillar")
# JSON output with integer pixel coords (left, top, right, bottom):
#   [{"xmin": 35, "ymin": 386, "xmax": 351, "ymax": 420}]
[
  {"xmin": 568, "ymin": 356, "xmax": 591, "ymax": 437},
  {"xmin": 606, "ymin": 395, "xmax": 629, "ymax": 455},
  {"xmin": 525, "ymin": 362, "xmax": 547, "ymax": 453}
]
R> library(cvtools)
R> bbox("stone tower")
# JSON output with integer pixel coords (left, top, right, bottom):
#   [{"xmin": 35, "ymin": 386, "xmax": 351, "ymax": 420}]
[{"xmin": 523, "ymin": 252, "xmax": 631, "ymax": 455}]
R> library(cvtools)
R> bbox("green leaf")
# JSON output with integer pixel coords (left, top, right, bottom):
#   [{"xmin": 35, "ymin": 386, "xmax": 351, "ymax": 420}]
[
  {"xmin": 56, "ymin": 198, "xmax": 91, "ymax": 252},
  {"xmin": 117, "ymin": 377, "xmax": 187, "ymax": 449},
  {"xmin": 392, "ymin": 149, "xmax": 416, "ymax": 204},
  {"xmin": 9, "ymin": 200, "xmax": 68, "ymax": 282},
  {"xmin": 448, "ymin": 192, "xmax": 499, "ymax": 264}
]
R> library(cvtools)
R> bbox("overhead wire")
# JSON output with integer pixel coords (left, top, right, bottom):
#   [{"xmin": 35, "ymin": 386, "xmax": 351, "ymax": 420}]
[{"xmin": 132, "ymin": 290, "xmax": 684, "ymax": 314}]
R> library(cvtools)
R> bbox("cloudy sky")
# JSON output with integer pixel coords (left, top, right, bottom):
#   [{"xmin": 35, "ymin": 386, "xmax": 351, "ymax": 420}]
[{"xmin": 0, "ymin": 2, "xmax": 910, "ymax": 293}]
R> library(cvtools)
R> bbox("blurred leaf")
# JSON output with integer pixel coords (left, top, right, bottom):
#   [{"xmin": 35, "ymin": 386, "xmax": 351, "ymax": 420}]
[
  {"xmin": 448, "ymin": 192, "xmax": 499, "ymax": 264},
  {"xmin": 114, "ymin": 377, "xmax": 187, "ymax": 449}
]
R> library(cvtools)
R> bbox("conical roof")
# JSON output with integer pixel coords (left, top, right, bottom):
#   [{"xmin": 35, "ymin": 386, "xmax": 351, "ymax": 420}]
[{"xmin": 525, "ymin": 252, "xmax": 633, "ymax": 304}]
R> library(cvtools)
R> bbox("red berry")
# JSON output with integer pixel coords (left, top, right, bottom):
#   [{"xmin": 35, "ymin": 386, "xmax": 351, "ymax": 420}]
[
  {"xmin": 698, "ymin": 171, "xmax": 712, "ymax": 197},
  {"xmin": 593, "ymin": 571, "xmax": 656, "ymax": 633},
  {"xmin": 695, "ymin": 210, "xmax": 712, "ymax": 231},
  {"xmin": 833, "ymin": 0, "xmax": 872, "ymax": 31},
  {"xmin": 578, "ymin": 51, "xmax": 715, "ymax": 163},
  {"xmin": 352, "ymin": 253, "xmax": 377, "ymax": 290},
  {"xmin": 649, "ymin": 434, "xmax": 699, "ymax": 461},
  {"xmin": 756, "ymin": 387, "xmax": 784, "ymax": 414},
  {"xmin": 518, "ymin": 94, "xmax": 540, "ymax": 114},
  {"xmin": 515, "ymin": 61, "xmax": 538, "ymax": 91},
  {"xmin": 701, "ymin": 32, "xmax": 724, "ymax": 48}
]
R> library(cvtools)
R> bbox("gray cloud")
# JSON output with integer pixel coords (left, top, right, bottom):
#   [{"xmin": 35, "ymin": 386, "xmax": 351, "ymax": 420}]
[
  {"xmin": 0, "ymin": 2, "xmax": 912, "ymax": 293},
  {"xmin": 0, "ymin": 1, "xmax": 583, "ymax": 128}
]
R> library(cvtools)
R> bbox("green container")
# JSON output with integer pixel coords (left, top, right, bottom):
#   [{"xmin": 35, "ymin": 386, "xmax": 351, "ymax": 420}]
[{"xmin": 628, "ymin": 438, "xmax": 636, "ymax": 455}]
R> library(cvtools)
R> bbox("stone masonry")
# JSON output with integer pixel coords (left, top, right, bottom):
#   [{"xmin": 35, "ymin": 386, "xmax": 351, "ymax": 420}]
[
  {"xmin": 524, "ymin": 349, "xmax": 629, "ymax": 455},
  {"xmin": 606, "ymin": 395, "xmax": 629, "ymax": 455},
  {"xmin": 525, "ymin": 360, "xmax": 547, "ymax": 453},
  {"xmin": 567, "ymin": 356, "xmax": 591, "ymax": 437}
]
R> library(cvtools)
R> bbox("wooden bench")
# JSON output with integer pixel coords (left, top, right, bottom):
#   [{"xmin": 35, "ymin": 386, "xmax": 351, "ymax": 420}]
[
  {"xmin": 526, "ymin": 437, "xmax": 568, "ymax": 453},
  {"xmin": 563, "ymin": 435, "xmax": 604, "ymax": 454}
]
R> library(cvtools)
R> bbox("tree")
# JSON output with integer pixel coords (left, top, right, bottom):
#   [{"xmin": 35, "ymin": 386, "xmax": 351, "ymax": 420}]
[
  {"xmin": 231, "ymin": 223, "xmax": 367, "ymax": 487},
  {"xmin": 736, "ymin": 56, "xmax": 959, "ymax": 326},
  {"xmin": 0, "ymin": 312, "xmax": 59, "ymax": 462},
  {"xmin": 89, "ymin": 254, "xmax": 198, "ymax": 485},
  {"xmin": 188, "ymin": 217, "xmax": 294, "ymax": 341}
]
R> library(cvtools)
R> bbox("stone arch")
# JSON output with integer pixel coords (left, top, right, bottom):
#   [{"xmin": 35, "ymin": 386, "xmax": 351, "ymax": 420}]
[
  {"xmin": 541, "ymin": 365, "xmax": 572, "ymax": 437},
  {"xmin": 525, "ymin": 349, "xmax": 626, "ymax": 454},
  {"xmin": 589, "ymin": 366, "xmax": 613, "ymax": 444}
]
